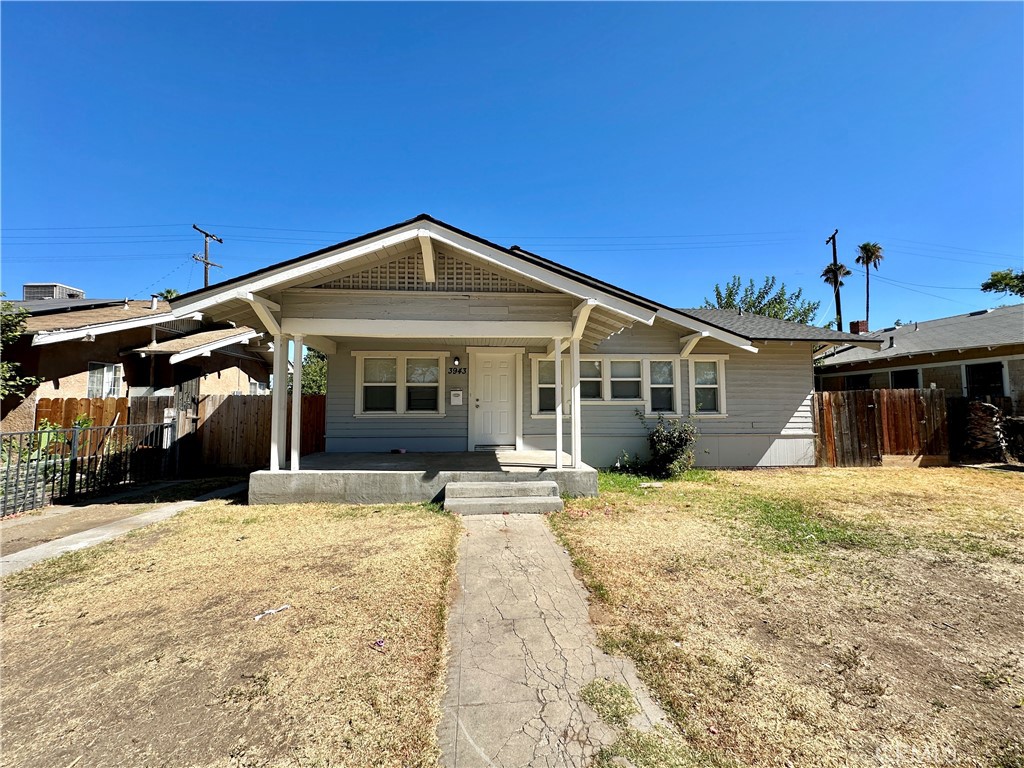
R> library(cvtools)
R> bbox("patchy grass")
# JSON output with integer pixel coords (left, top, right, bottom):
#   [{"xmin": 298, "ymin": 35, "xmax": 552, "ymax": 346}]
[
  {"xmin": 581, "ymin": 678, "xmax": 640, "ymax": 727},
  {"xmin": 552, "ymin": 467, "xmax": 1024, "ymax": 768},
  {"xmin": 2, "ymin": 500, "xmax": 460, "ymax": 768}
]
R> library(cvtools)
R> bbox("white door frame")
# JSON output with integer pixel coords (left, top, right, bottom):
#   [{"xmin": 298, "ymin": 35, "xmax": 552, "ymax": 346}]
[{"xmin": 467, "ymin": 347, "xmax": 524, "ymax": 451}]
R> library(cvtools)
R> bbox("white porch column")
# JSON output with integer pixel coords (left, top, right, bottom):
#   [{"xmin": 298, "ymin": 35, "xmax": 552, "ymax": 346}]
[
  {"xmin": 553, "ymin": 337, "xmax": 563, "ymax": 469},
  {"xmin": 269, "ymin": 334, "xmax": 288, "ymax": 471},
  {"xmin": 570, "ymin": 338, "xmax": 582, "ymax": 468},
  {"xmin": 290, "ymin": 335, "xmax": 304, "ymax": 470}
]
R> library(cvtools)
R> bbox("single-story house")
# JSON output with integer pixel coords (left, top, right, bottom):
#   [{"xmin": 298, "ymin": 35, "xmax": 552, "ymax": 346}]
[
  {"xmin": 816, "ymin": 304, "xmax": 1024, "ymax": 414},
  {"xmin": 168, "ymin": 214, "xmax": 876, "ymax": 502},
  {"xmin": 1, "ymin": 287, "xmax": 272, "ymax": 432}
]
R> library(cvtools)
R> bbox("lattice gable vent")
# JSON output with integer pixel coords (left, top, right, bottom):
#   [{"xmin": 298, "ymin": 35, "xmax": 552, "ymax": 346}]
[{"xmin": 316, "ymin": 250, "xmax": 549, "ymax": 293}]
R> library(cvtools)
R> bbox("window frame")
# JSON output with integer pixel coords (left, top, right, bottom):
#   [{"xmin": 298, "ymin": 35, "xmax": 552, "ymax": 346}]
[
  {"xmin": 87, "ymin": 362, "xmax": 123, "ymax": 399},
  {"xmin": 688, "ymin": 354, "xmax": 728, "ymax": 418},
  {"xmin": 352, "ymin": 351, "xmax": 448, "ymax": 417},
  {"xmin": 530, "ymin": 354, "xmax": 683, "ymax": 417}
]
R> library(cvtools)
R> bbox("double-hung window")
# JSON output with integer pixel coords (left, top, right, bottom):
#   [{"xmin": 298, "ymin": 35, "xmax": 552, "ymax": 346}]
[
  {"xmin": 355, "ymin": 353, "xmax": 446, "ymax": 416},
  {"xmin": 579, "ymin": 360, "xmax": 602, "ymax": 399},
  {"xmin": 649, "ymin": 361, "xmax": 675, "ymax": 412},
  {"xmin": 609, "ymin": 361, "xmax": 642, "ymax": 400},
  {"xmin": 688, "ymin": 356, "xmax": 727, "ymax": 416},
  {"xmin": 87, "ymin": 362, "xmax": 123, "ymax": 398},
  {"xmin": 535, "ymin": 359, "xmax": 570, "ymax": 414}
]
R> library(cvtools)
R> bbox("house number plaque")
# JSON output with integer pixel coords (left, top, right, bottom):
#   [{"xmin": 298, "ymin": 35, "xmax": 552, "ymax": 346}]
[{"xmin": 448, "ymin": 366, "xmax": 467, "ymax": 375}]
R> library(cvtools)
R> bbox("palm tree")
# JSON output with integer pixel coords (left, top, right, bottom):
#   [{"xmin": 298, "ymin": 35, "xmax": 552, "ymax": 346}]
[
  {"xmin": 821, "ymin": 262, "xmax": 852, "ymax": 332},
  {"xmin": 156, "ymin": 288, "xmax": 180, "ymax": 300},
  {"xmin": 854, "ymin": 242, "xmax": 884, "ymax": 328}
]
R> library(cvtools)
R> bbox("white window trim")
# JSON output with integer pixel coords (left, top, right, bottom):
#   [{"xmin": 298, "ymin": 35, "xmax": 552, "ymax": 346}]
[
  {"xmin": 688, "ymin": 354, "xmax": 728, "ymax": 419},
  {"xmin": 529, "ymin": 354, "xmax": 683, "ymax": 417},
  {"xmin": 88, "ymin": 361, "xmax": 123, "ymax": 399},
  {"xmin": 352, "ymin": 351, "xmax": 449, "ymax": 417}
]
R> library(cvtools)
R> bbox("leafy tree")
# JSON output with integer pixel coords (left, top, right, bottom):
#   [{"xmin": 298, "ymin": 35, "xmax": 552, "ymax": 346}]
[
  {"xmin": 301, "ymin": 349, "xmax": 327, "ymax": 395},
  {"xmin": 156, "ymin": 288, "xmax": 180, "ymax": 300},
  {"xmin": 980, "ymin": 269, "xmax": 1024, "ymax": 298},
  {"xmin": 821, "ymin": 262, "xmax": 853, "ymax": 332},
  {"xmin": 0, "ymin": 293, "xmax": 39, "ymax": 400},
  {"xmin": 703, "ymin": 276, "xmax": 821, "ymax": 324},
  {"xmin": 854, "ymin": 242, "xmax": 884, "ymax": 327}
]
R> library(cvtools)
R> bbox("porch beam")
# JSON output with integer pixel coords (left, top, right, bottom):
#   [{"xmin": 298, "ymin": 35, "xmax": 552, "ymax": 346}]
[
  {"xmin": 572, "ymin": 299, "xmax": 597, "ymax": 339},
  {"xmin": 302, "ymin": 335, "xmax": 337, "ymax": 355},
  {"xmin": 419, "ymin": 234, "xmax": 436, "ymax": 283},
  {"xmin": 282, "ymin": 318, "xmax": 572, "ymax": 338},
  {"xmin": 570, "ymin": 338, "xmax": 582, "ymax": 468},
  {"xmin": 553, "ymin": 337, "xmax": 563, "ymax": 470},
  {"xmin": 240, "ymin": 292, "xmax": 281, "ymax": 336},
  {"xmin": 679, "ymin": 332, "xmax": 709, "ymax": 358},
  {"xmin": 269, "ymin": 334, "xmax": 288, "ymax": 471},
  {"xmin": 290, "ymin": 335, "xmax": 304, "ymax": 470}
]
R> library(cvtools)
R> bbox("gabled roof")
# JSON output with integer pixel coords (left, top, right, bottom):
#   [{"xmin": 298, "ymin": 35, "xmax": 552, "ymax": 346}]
[{"xmin": 817, "ymin": 304, "xmax": 1024, "ymax": 368}]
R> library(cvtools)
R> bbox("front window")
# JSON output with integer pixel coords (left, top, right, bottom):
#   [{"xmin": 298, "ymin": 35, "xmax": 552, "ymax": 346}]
[
  {"xmin": 610, "ymin": 361, "xmax": 642, "ymax": 400},
  {"xmin": 689, "ymin": 356, "xmax": 727, "ymax": 416},
  {"xmin": 355, "ymin": 353, "xmax": 446, "ymax": 415},
  {"xmin": 363, "ymin": 358, "xmax": 398, "ymax": 412},
  {"xmin": 579, "ymin": 360, "xmax": 602, "ymax": 399},
  {"xmin": 406, "ymin": 357, "xmax": 440, "ymax": 411},
  {"xmin": 87, "ymin": 362, "xmax": 123, "ymax": 398},
  {"xmin": 649, "ymin": 361, "xmax": 675, "ymax": 412}
]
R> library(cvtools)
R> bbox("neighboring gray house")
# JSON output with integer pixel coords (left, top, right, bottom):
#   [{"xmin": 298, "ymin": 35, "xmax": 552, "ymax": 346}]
[
  {"xmin": 170, "ymin": 215, "xmax": 875, "ymax": 479},
  {"xmin": 816, "ymin": 304, "xmax": 1024, "ymax": 414}
]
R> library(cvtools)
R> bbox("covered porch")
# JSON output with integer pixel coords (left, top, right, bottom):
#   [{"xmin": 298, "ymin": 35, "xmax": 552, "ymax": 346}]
[{"xmin": 248, "ymin": 450, "xmax": 598, "ymax": 504}]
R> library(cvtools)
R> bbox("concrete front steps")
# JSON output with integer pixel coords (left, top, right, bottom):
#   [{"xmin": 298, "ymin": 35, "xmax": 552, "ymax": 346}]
[{"xmin": 443, "ymin": 481, "xmax": 564, "ymax": 515}]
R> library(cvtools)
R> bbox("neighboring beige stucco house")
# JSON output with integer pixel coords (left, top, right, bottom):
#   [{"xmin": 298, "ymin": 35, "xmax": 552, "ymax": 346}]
[{"xmin": 1, "ymin": 291, "xmax": 272, "ymax": 432}]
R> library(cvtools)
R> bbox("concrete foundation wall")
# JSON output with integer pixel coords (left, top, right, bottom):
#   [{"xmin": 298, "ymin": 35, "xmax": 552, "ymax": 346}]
[{"xmin": 249, "ymin": 467, "xmax": 598, "ymax": 505}]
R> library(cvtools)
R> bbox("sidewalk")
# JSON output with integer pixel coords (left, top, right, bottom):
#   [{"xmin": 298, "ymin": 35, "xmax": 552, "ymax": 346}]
[
  {"xmin": 0, "ymin": 482, "xmax": 246, "ymax": 577},
  {"xmin": 438, "ymin": 514, "xmax": 667, "ymax": 767}
]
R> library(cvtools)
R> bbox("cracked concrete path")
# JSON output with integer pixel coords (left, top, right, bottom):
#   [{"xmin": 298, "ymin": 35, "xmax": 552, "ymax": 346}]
[{"xmin": 439, "ymin": 514, "xmax": 667, "ymax": 767}]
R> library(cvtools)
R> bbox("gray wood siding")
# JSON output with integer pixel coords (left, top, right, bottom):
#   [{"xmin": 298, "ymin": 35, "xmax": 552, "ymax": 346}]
[{"xmin": 283, "ymin": 290, "xmax": 574, "ymax": 322}]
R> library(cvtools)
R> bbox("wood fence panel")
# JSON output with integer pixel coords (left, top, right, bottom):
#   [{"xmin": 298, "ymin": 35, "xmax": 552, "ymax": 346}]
[{"xmin": 814, "ymin": 388, "xmax": 950, "ymax": 467}]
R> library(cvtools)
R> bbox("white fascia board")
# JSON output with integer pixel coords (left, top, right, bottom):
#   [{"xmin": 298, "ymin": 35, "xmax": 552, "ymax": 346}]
[
  {"xmin": 31, "ymin": 312, "xmax": 176, "ymax": 346},
  {"xmin": 657, "ymin": 309, "xmax": 758, "ymax": 353},
  {"xmin": 282, "ymin": 318, "xmax": 572, "ymax": 338},
  {"xmin": 168, "ymin": 330, "xmax": 263, "ymax": 365}
]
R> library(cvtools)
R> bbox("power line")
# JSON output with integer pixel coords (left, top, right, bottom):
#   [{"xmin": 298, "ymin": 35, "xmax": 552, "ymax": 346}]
[
  {"xmin": 2, "ymin": 223, "xmax": 187, "ymax": 231},
  {"xmin": 882, "ymin": 237, "xmax": 1020, "ymax": 259}
]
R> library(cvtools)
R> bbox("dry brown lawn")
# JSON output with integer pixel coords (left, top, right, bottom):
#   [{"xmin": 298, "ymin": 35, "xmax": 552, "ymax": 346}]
[
  {"xmin": 1, "ymin": 499, "xmax": 459, "ymax": 768},
  {"xmin": 551, "ymin": 468, "xmax": 1024, "ymax": 768}
]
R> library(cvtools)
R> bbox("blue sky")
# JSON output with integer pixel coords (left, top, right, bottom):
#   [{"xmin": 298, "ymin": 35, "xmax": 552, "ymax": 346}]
[{"xmin": 2, "ymin": 2, "xmax": 1021, "ymax": 330}]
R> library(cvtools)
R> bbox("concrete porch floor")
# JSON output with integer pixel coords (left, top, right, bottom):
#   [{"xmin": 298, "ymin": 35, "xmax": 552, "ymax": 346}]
[{"xmin": 248, "ymin": 451, "xmax": 598, "ymax": 505}]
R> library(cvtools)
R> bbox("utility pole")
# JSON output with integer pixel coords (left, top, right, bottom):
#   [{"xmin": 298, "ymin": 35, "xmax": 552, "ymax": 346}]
[
  {"xmin": 825, "ymin": 228, "xmax": 844, "ymax": 332},
  {"xmin": 192, "ymin": 224, "xmax": 223, "ymax": 288}
]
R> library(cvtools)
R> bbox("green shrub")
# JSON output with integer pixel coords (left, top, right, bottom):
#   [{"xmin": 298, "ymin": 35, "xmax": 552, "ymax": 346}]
[{"xmin": 616, "ymin": 410, "xmax": 698, "ymax": 479}]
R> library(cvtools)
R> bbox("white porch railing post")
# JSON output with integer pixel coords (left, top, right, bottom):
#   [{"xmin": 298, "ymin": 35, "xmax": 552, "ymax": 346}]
[
  {"xmin": 570, "ymin": 338, "xmax": 582, "ymax": 468},
  {"xmin": 290, "ymin": 335, "xmax": 304, "ymax": 470},
  {"xmin": 269, "ymin": 334, "xmax": 287, "ymax": 471},
  {"xmin": 553, "ymin": 338, "xmax": 563, "ymax": 469}
]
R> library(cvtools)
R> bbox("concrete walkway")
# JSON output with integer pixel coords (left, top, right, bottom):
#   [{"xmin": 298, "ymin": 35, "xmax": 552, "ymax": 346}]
[
  {"xmin": 439, "ymin": 514, "xmax": 667, "ymax": 767},
  {"xmin": 0, "ymin": 483, "xmax": 247, "ymax": 577}
]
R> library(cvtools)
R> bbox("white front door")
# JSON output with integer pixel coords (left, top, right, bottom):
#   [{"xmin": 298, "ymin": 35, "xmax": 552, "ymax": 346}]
[{"xmin": 470, "ymin": 352, "xmax": 517, "ymax": 449}]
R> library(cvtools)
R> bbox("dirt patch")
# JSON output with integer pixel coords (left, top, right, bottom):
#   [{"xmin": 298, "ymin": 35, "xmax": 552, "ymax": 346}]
[
  {"xmin": 552, "ymin": 468, "xmax": 1024, "ymax": 768},
  {"xmin": 1, "ymin": 500, "xmax": 460, "ymax": 767}
]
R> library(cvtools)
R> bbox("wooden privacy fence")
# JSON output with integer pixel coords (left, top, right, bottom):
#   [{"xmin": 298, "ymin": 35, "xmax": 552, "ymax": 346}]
[
  {"xmin": 195, "ymin": 394, "xmax": 326, "ymax": 468},
  {"xmin": 813, "ymin": 388, "xmax": 949, "ymax": 467},
  {"xmin": 34, "ymin": 394, "xmax": 327, "ymax": 471}
]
